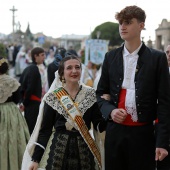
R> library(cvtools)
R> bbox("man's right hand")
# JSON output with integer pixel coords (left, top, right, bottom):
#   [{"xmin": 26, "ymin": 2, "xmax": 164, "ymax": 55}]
[
  {"xmin": 29, "ymin": 162, "xmax": 39, "ymax": 170},
  {"xmin": 110, "ymin": 108, "xmax": 127, "ymax": 123}
]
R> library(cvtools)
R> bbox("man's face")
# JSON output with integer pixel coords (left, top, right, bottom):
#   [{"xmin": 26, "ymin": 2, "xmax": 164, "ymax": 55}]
[
  {"xmin": 119, "ymin": 18, "xmax": 144, "ymax": 41},
  {"xmin": 166, "ymin": 45, "xmax": 170, "ymax": 67},
  {"xmin": 35, "ymin": 52, "xmax": 45, "ymax": 64}
]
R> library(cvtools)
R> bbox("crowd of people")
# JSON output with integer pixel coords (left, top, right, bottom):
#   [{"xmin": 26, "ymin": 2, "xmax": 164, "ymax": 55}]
[{"xmin": 0, "ymin": 5, "xmax": 170, "ymax": 170}]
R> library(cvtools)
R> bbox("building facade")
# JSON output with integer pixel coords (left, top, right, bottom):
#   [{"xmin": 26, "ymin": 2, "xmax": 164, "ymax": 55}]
[{"xmin": 155, "ymin": 19, "xmax": 170, "ymax": 51}]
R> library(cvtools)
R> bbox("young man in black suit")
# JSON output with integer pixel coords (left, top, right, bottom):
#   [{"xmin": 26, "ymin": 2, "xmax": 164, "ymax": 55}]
[
  {"xmin": 97, "ymin": 5, "xmax": 170, "ymax": 170},
  {"xmin": 19, "ymin": 47, "xmax": 45, "ymax": 134}
]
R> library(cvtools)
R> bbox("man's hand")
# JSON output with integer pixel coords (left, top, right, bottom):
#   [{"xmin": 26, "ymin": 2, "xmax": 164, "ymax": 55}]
[
  {"xmin": 101, "ymin": 94, "xmax": 127, "ymax": 123},
  {"xmin": 110, "ymin": 109, "xmax": 127, "ymax": 123},
  {"xmin": 155, "ymin": 148, "xmax": 168, "ymax": 161}
]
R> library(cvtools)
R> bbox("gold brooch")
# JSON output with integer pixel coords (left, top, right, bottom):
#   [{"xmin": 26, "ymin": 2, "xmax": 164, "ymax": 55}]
[{"xmin": 74, "ymin": 102, "xmax": 79, "ymax": 107}]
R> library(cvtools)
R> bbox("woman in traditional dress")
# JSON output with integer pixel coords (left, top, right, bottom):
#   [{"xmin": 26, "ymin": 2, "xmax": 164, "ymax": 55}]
[
  {"xmin": 0, "ymin": 57, "xmax": 30, "ymax": 170},
  {"xmin": 22, "ymin": 55, "xmax": 106, "ymax": 170}
]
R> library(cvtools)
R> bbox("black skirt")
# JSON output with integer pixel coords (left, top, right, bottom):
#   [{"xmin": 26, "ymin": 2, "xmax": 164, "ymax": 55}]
[{"xmin": 46, "ymin": 130, "xmax": 96, "ymax": 170}]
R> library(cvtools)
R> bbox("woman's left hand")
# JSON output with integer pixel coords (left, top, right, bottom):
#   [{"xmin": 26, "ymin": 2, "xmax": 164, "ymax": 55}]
[{"xmin": 101, "ymin": 94, "xmax": 111, "ymax": 101}]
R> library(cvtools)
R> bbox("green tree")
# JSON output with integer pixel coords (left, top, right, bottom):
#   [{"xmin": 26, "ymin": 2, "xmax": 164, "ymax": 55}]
[
  {"xmin": 0, "ymin": 43, "xmax": 7, "ymax": 58},
  {"xmin": 91, "ymin": 22, "xmax": 123, "ymax": 46}
]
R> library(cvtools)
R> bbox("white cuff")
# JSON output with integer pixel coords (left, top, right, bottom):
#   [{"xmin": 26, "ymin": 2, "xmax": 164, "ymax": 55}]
[{"xmin": 33, "ymin": 142, "xmax": 45, "ymax": 150}]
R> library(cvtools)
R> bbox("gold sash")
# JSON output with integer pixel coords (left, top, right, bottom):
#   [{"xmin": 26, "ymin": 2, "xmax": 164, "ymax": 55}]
[{"xmin": 53, "ymin": 87, "xmax": 102, "ymax": 169}]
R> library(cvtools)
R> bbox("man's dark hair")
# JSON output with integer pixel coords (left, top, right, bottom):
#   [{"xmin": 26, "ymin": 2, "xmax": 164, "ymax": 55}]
[
  {"xmin": 65, "ymin": 49, "xmax": 78, "ymax": 57},
  {"xmin": 55, "ymin": 47, "xmax": 66, "ymax": 58},
  {"xmin": 115, "ymin": 5, "xmax": 146, "ymax": 23},
  {"xmin": 31, "ymin": 47, "xmax": 44, "ymax": 63}
]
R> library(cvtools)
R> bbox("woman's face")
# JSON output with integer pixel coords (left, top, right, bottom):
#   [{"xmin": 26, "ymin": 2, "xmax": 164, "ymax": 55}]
[{"xmin": 63, "ymin": 59, "xmax": 81, "ymax": 84}]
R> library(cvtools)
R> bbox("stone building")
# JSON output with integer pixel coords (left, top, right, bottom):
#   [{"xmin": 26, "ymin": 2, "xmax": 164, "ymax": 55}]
[
  {"xmin": 155, "ymin": 19, "xmax": 170, "ymax": 51},
  {"xmin": 57, "ymin": 34, "xmax": 89, "ymax": 51}
]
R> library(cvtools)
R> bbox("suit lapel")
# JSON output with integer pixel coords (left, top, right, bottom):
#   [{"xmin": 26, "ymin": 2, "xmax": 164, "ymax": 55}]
[{"xmin": 135, "ymin": 43, "xmax": 146, "ymax": 76}]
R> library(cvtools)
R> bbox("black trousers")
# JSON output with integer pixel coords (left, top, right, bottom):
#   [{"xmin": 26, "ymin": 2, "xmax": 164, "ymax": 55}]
[
  {"xmin": 105, "ymin": 122, "xmax": 156, "ymax": 170},
  {"xmin": 24, "ymin": 101, "xmax": 40, "ymax": 134}
]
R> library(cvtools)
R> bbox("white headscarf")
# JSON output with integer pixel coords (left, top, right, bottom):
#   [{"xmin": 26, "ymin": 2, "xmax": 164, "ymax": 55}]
[
  {"xmin": 21, "ymin": 71, "xmax": 62, "ymax": 170},
  {"xmin": 21, "ymin": 71, "xmax": 98, "ymax": 170}
]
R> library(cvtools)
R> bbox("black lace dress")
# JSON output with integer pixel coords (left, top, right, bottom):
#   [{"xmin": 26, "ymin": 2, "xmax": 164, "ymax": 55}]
[{"xmin": 32, "ymin": 85, "xmax": 106, "ymax": 170}]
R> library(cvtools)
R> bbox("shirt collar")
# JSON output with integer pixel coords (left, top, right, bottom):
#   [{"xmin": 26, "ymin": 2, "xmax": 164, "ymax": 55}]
[{"xmin": 123, "ymin": 43, "xmax": 142, "ymax": 57}]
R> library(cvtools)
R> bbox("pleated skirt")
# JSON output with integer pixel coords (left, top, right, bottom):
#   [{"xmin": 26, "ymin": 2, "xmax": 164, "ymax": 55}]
[{"xmin": 0, "ymin": 102, "xmax": 30, "ymax": 170}]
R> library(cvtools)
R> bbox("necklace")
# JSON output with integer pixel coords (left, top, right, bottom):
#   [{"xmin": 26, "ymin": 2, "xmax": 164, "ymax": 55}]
[{"xmin": 65, "ymin": 85, "xmax": 82, "ymax": 102}]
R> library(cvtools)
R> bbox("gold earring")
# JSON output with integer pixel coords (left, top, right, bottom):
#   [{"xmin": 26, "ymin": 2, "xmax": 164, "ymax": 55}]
[{"xmin": 62, "ymin": 77, "xmax": 65, "ymax": 86}]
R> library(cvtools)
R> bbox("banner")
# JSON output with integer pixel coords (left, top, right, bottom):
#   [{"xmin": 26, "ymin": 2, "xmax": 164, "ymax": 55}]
[{"xmin": 85, "ymin": 39, "xmax": 109, "ymax": 65}]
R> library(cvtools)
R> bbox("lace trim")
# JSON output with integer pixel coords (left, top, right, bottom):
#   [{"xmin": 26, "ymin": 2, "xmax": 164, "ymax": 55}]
[
  {"xmin": 122, "ymin": 55, "xmax": 138, "ymax": 89},
  {"xmin": 125, "ymin": 106, "xmax": 138, "ymax": 122},
  {"xmin": 44, "ymin": 85, "xmax": 96, "ymax": 129},
  {"xmin": 125, "ymin": 89, "xmax": 138, "ymax": 122},
  {"xmin": 0, "ymin": 74, "xmax": 20, "ymax": 103}
]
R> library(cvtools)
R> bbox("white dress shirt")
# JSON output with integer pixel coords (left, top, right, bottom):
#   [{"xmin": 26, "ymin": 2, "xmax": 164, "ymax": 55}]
[{"xmin": 122, "ymin": 43, "xmax": 142, "ymax": 122}]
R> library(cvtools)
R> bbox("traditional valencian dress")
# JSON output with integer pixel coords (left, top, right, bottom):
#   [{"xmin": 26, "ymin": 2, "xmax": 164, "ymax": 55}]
[
  {"xmin": 0, "ymin": 74, "xmax": 30, "ymax": 170},
  {"xmin": 21, "ymin": 71, "xmax": 106, "ymax": 170}
]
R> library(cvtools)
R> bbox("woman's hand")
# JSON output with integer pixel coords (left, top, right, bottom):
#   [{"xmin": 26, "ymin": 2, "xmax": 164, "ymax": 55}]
[
  {"xmin": 101, "ymin": 94, "xmax": 111, "ymax": 101},
  {"xmin": 29, "ymin": 161, "xmax": 39, "ymax": 170}
]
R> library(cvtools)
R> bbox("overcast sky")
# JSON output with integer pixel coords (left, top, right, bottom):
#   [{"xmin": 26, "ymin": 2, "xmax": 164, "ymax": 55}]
[{"xmin": 0, "ymin": 0, "xmax": 169, "ymax": 41}]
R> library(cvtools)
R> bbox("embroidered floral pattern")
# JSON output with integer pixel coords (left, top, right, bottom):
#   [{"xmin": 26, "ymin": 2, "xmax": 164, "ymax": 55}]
[
  {"xmin": 0, "ymin": 74, "xmax": 20, "ymax": 103},
  {"xmin": 46, "ymin": 132, "xmax": 95, "ymax": 170},
  {"xmin": 44, "ymin": 85, "xmax": 96, "ymax": 129}
]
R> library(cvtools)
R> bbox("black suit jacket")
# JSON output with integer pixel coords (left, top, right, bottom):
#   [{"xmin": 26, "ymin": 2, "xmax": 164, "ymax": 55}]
[
  {"xmin": 19, "ymin": 63, "xmax": 42, "ymax": 106},
  {"xmin": 96, "ymin": 43, "xmax": 170, "ymax": 149},
  {"xmin": 47, "ymin": 62, "xmax": 59, "ymax": 87}
]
